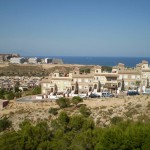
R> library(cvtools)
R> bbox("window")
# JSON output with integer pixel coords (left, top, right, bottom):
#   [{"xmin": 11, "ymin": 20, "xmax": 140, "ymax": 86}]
[
  {"xmin": 136, "ymin": 75, "xmax": 140, "ymax": 79},
  {"xmin": 124, "ymin": 75, "xmax": 128, "ymax": 79},
  {"xmin": 78, "ymin": 79, "xmax": 81, "ymax": 82},
  {"xmin": 130, "ymin": 82, "xmax": 135, "ymax": 86},
  {"xmin": 119, "ymin": 75, "xmax": 122, "ymax": 79},
  {"xmin": 72, "ymin": 86, "xmax": 74, "ymax": 90},
  {"xmin": 85, "ymin": 79, "xmax": 88, "ymax": 82},
  {"xmin": 131, "ymin": 75, "xmax": 135, "ymax": 79}
]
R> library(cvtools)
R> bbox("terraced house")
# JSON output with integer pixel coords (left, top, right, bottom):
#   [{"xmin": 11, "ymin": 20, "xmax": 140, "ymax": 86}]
[
  {"xmin": 41, "ymin": 65, "xmax": 118, "ymax": 95},
  {"xmin": 41, "ymin": 60, "xmax": 150, "ymax": 95}
]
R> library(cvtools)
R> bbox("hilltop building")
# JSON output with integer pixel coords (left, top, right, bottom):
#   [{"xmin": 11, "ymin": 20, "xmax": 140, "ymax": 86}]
[
  {"xmin": 44, "ymin": 58, "xmax": 52, "ymax": 64},
  {"xmin": 28, "ymin": 57, "xmax": 41, "ymax": 64},
  {"xmin": 0, "ymin": 53, "xmax": 20, "ymax": 63},
  {"xmin": 10, "ymin": 57, "xmax": 26, "ymax": 64}
]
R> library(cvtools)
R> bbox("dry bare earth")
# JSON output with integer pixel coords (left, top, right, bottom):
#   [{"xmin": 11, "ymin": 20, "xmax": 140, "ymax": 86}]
[{"xmin": 1, "ymin": 95, "xmax": 150, "ymax": 130}]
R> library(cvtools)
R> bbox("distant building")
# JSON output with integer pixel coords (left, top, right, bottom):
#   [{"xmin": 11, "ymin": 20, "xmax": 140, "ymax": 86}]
[
  {"xmin": 52, "ymin": 59, "xmax": 63, "ymax": 64},
  {"xmin": 44, "ymin": 58, "xmax": 52, "ymax": 64},
  {"xmin": 0, "ymin": 55, "xmax": 4, "ymax": 63},
  {"xmin": 0, "ymin": 53, "xmax": 20, "ymax": 62},
  {"xmin": 10, "ymin": 57, "xmax": 26, "ymax": 64},
  {"xmin": 28, "ymin": 57, "xmax": 41, "ymax": 64}
]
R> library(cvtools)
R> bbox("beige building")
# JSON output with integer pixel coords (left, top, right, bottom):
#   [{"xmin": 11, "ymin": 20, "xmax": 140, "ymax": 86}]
[
  {"xmin": 41, "ymin": 60, "xmax": 150, "ymax": 95},
  {"xmin": 41, "ymin": 66, "xmax": 118, "ymax": 94}
]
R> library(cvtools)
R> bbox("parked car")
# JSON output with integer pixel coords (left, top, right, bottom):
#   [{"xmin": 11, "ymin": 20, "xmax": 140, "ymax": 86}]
[
  {"xmin": 102, "ymin": 92, "xmax": 114, "ymax": 97},
  {"xmin": 143, "ymin": 92, "xmax": 150, "ymax": 95},
  {"xmin": 89, "ymin": 93, "xmax": 100, "ymax": 98},
  {"xmin": 127, "ymin": 91, "xmax": 139, "ymax": 96},
  {"xmin": 79, "ymin": 93, "xmax": 88, "ymax": 99},
  {"xmin": 143, "ymin": 88, "xmax": 150, "ymax": 95}
]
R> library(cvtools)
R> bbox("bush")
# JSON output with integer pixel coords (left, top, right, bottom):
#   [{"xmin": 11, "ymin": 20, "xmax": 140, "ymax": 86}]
[
  {"xmin": 0, "ymin": 117, "xmax": 12, "ymax": 132},
  {"xmin": 32, "ymin": 86, "xmax": 41, "ymax": 95},
  {"xmin": 56, "ymin": 97, "xmax": 70, "ymax": 108},
  {"xmin": 79, "ymin": 105, "xmax": 91, "ymax": 117},
  {"xmin": 111, "ymin": 116, "xmax": 123, "ymax": 125},
  {"xmin": 72, "ymin": 96, "xmax": 83, "ymax": 106},
  {"xmin": 49, "ymin": 108, "xmax": 58, "ymax": 115}
]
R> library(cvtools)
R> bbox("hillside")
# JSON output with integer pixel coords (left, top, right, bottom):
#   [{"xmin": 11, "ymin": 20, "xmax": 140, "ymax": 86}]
[
  {"xmin": 1, "ymin": 95, "xmax": 150, "ymax": 131},
  {"xmin": 0, "ymin": 64, "xmax": 94, "ymax": 76}
]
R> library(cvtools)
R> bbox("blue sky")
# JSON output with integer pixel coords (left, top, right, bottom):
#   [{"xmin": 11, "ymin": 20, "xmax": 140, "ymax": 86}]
[{"xmin": 0, "ymin": 0, "xmax": 150, "ymax": 56}]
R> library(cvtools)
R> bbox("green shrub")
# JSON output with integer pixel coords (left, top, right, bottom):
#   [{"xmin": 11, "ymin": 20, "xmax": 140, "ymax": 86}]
[
  {"xmin": 79, "ymin": 105, "xmax": 91, "ymax": 117},
  {"xmin": 0, "ymin": 117, "xmax": 12, "ymax": 132},
  {"xmin": 48, "ymin": 108, "xmax": 58, "ymax": 115},
  {"xmin": 111, "ymin": 116, "xmax": 123, "ymax": 125},
  {"xmin": 56, "ymin": 97, "xmax": 70, "ymax": 108},
  {"xmin": 72, "ymin": 96, "xmax": 83, "ymax": 106}
]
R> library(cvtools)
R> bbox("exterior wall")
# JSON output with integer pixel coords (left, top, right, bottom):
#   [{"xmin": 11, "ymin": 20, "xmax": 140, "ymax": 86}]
[{"xmin": 118, "ymin": 72, "xmax": 141, "ymax": 90}]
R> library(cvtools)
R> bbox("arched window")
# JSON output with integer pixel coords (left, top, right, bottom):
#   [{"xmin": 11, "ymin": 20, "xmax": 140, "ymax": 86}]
[
  {"xmin": 51, "ymin": 88, "xmax": 53, "ymax": 92},
  {"xmin": 72, "ymin": 86, "xmax": 74, "ymax": 90},
  {"xmin": 118, "ymin": 82, "xmax": 121, "ymax": 87},
  {"xmin": 94, "ymin": 84, "xmax": 97, "ymax": 89},
  {"xmin": 89, "ymin": 87, "xmax": 92, "ymax": 91}
]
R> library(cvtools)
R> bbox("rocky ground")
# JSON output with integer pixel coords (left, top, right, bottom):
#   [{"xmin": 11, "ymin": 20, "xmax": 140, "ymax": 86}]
[{"xmin": 1, "ymin": 95, "xmax": 150, "ymax": 130}]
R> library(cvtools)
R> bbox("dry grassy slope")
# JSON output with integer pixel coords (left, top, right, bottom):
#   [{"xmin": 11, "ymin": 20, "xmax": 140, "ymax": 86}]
[
  {"xmin": 0, "ymin": 64, "xmax": 94, "ymax": 76},
  {"xmin": 0, "ymin": 64, "xmax": 44, "ymax": 76},
  {"xmin": 1, "ymin": 95, "xmax": 150, "ymax": 130}
]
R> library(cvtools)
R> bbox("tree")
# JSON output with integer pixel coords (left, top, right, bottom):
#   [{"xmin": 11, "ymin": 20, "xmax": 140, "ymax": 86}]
[
  {"xmin": 146, "ymin": 78, "xmax": 149, "ymax": 88},
  {"xmin": 69, "ymin": 115, "xmax": 84, "ymax": 131},
  {"xmin": 74, "ymin": 81, "xmax": 79, "ymax": 94},
  {"xmin": 72, "ymin": 96, "xmax": 83, "ymax": 106},
  {"xmin": 51, "ymin": 111, "xmax": 70, "ymax": 132},
  {"xmin": 97, "ymin": 81, "xmax": 101, "ymax": 92},
  {"xmin": 56, "ymin": 97, "xmax": 70, "ymax": 108},
  {"xmin": 121, "ymin": 79, "xmax": 125, "ymax": 91}
]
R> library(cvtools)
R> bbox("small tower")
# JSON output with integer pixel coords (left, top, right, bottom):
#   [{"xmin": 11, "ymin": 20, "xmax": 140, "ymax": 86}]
[
  {"xmin": 94, "ymin": 66, "xmax": 102, "ymax": 74},
  {"xmin": 73, "ymin": 67, "xmax": 80, "ymax": 75},
  {"xmin": 52, "ymin": 70, "xmax": 59, "ymax": 78}
]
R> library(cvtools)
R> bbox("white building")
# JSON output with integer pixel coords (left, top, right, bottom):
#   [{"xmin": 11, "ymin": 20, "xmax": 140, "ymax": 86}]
[
  {"xmin": 28, "ymin": 57, "xmax": 40, "ymax": 64},
  {"xmin": 44, "ymin": 58, "xmax": 52, "ymax": 64},
  {"xmin": 10, "ymin": 57, "xmax": 25, "ymax": 64}
]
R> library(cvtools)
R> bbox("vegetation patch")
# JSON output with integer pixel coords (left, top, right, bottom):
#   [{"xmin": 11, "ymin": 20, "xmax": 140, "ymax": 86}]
[
  {"xmin": 0, "ymin": 117, "xmax": 12, "ymax": 132},
  {"xmin": 48, "ymin": 108, "xmax": 59, "ymax": 115}
]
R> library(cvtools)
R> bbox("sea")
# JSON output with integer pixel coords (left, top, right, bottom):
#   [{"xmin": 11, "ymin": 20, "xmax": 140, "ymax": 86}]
[{"xmin": 30, "ymin": 56, "xmax": 150, "ymax": 68}]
